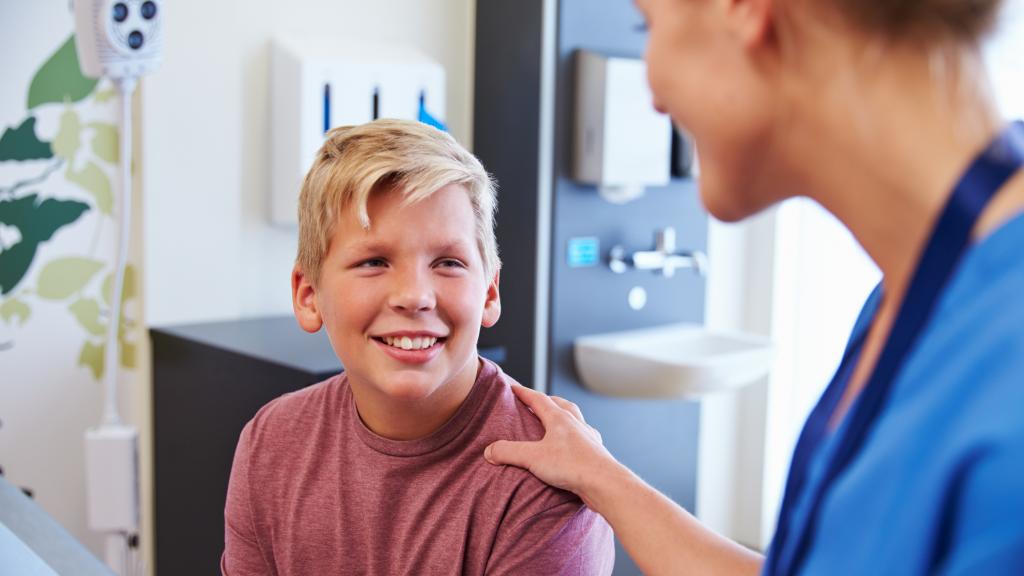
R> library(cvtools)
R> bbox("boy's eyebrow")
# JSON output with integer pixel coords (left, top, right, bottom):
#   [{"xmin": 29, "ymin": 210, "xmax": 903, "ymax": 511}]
[
  {"xmin": 342, "ymin": 239, "xmax": 390, "ymax": 254},
  {"xmin": 341, "ymin": 238, "xmax": 474, "ymax": 254},
  {"xmin": 429, "ymin": 239, "xmax": 475, "ymax": 253}
]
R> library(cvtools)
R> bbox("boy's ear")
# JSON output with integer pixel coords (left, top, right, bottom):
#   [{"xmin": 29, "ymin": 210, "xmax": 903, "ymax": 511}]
[
  {"xmin": 292, "ymin": 264, "xmax": 323, "ymax": 333},
  {"xmin": 481, "ymin": 269, "xmax": 501, "ymax": 328}
]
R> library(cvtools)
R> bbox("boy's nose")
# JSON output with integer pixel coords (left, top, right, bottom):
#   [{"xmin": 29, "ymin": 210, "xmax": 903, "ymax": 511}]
[{"xmin": 387, "ymin": 272, "xmax": 436, "ymax": 313}]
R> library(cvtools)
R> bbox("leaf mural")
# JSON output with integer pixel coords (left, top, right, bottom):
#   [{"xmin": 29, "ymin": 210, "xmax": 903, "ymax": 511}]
[
  {"xmin": 79, "ymin": 341, "xmax": 104, "ymax": 380},
  {"xmin": 69, "ymin": 298, "xmax": 106, "ymax": 336},
  {"xmin": 88, "ymin": 123, "xmax": 119, "ymax": 164},
  {"xmin": 101, "ymin": 265, "xmax": 139, "ymax": 373},
  {"xmin": 0, "ymin": 298, "xmax": 31, "ymax": 325},
  {"xmin": 0, "ymin": 117, "xmax": 53, "ymax": 162},
  {"xmin": 101, "ymin": 264, "xmax": 137, "ymax": 306},
  {"xmin": 27, "ymin": 36, "xmax": 99, "ymax": 110},
  {"xmin": 0, "ymin": 195, "xmax": 90, "ymax": 295},
  {"xmin": 93, "ymin": 88, "xmax": 116, "ymax": 104},
  {"xmin": 51, "ymin": 108, "xmax": 82, "ymax": 161},
  {"xmin": 121, "ymin": 341, "xmax": 137, "ymax": 369},
  {"xmin": 36, "ymin": 257, "xmax": 104, "ymax": 300},
  {"xmin": 66, "ymin": 162, "xmax": 113, "ymax": 215}
]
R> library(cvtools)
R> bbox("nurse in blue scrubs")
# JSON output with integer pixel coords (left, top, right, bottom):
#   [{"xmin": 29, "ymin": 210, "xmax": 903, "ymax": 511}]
[{"xmin": 484, "ymin": 0, "xmax": 1024, "ymax": 573}]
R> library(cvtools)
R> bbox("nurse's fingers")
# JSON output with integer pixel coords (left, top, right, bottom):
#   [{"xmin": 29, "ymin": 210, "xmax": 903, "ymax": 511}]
[
  {"xmin": 550, "ymin": 396, "xmax": 585, "ymax": 423},
  {"xmin": 484, "ymin": 439, "xmax": 541, "ymax": 471},
  {"xmin": 508, "ymin": 383, "xmax": 564, "ymax": 423}
]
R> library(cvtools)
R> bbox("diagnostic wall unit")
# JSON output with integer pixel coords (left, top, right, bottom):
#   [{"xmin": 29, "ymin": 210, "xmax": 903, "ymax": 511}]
[{"xmin": 270, "ymin": 36, "xmax": 446, "ymax": 225}]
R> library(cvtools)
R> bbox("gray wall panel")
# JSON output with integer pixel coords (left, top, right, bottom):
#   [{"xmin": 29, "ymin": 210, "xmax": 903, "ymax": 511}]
[
  {"xmin": 475, "ymin": 1, "xmax": 708, "ymax": 573},
  {"xmin": 549, "ymin": 1, "xmax": 707, "ymax": 574},
  {"xmin": 473, "ymin": 0, "xmax": 546, "ymax": 388}
]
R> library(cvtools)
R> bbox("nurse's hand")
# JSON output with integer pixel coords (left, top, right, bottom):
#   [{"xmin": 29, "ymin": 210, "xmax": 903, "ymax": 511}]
[{"xmin": 484, "ymin": 385, "xmax": 619, "ymax": 506}]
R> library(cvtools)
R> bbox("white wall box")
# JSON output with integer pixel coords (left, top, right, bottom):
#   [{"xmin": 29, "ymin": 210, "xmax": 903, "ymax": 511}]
[
  {"xmin": 270, "ymin": 36, "xmax": 446, "ymax": 225},
  {"xmin": 573, "ymin": 49, "xmax": 671, "ymax": 204}
]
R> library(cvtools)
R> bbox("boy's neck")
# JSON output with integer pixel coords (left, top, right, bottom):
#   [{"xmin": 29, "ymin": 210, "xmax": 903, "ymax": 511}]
[{"xmin": 349, "ymin": 357, "xmax": 483, "ymax": 441}]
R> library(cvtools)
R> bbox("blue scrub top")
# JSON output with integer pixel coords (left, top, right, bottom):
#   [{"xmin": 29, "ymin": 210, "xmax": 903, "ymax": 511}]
[{"xmin": 767, "ymin": 211, "xmax": 1024, "ymax": 574}]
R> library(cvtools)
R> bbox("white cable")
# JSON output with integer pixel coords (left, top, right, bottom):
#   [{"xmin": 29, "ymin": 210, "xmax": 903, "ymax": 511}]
[{"xmin": 101, "ymin": 75, "xmax": 137, "ymax": 427}]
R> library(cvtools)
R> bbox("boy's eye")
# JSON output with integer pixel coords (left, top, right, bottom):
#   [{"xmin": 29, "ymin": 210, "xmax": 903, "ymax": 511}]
[
  {"xmin": 436, "ymin": 258, "xmax": 466, "ymax": 269},
  {"xmin": 357, "ymin": 258, "xmax": 387, "ymax": 268}
]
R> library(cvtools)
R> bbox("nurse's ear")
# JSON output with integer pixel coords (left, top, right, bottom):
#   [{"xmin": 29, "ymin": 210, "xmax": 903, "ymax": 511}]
[
  {"xmin": 722, "ymin": 0, "xmax": 776, "ymax": 48},
  {"xmin": 292, "ymin": 264, "xmax": 324, "ymax": 333}
]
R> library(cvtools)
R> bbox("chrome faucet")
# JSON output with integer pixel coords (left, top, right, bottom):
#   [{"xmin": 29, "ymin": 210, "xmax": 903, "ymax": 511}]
[{"xmin": 609, "ymin": 227, "xmax": 708, "ymax": 278}]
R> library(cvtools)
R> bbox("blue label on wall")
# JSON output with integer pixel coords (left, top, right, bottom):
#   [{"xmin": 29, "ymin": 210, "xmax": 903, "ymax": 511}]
[{"xmin": 567, "ymin": 237, "xmax": 600, "ymax": 268}]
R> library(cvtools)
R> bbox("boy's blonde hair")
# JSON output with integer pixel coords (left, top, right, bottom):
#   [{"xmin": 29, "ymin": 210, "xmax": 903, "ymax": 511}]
[{"xmin": 296, "ymin": 119, "xmax": 500, "ymax": 286}]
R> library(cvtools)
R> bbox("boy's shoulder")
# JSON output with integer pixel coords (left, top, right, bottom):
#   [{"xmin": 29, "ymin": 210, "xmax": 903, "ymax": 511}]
[
  {"xmin": 242, "ymin": 373, "xmax": 347, "ymax": 447},
  {"xmin": 473, "ymin": 360, "xmax": 548, "ymax": 443}
]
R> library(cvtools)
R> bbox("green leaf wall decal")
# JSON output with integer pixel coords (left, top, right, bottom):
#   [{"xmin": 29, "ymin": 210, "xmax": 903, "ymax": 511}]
[
  {"xmin": 0, "ymin": 117, "xmax": 53, "ymax": 162},
  {"xmin": 69, "ymin": 298, "xmax": 106, "ymax": 336},
  {"xmin": 79, "ymin": 341, "xmax": 104, "ymax": 380},
  {"xmin": 93, "ymin": 88, "xmax": 116, "ymax": 103},
  {"xmin": 0, "ymin": 243, "xmax": 38, "ymax": 297},
  {"xmin": 0, "ymin": 195, "xmax": 90, "ymax": 242},
  {"xmin": 51, "ymin": 109, "xmax": 82, "ymax": 161},
  {"xmin": 0, "ymin": 195, "xmax": 90, "ymax": 295},
  {"xmin": 36, "ymin": 257, "xmax": 104, "ymax": 300},
  {"xmin": 66, "ymin": 162, "xmax": 112, "ymax": 214},
  {"xmin": 0, "ymin": 298, "xmax": 31, "ymax": 325},
  {"xmin": 27, "ymin": 36, "xmax": 99, "ymax": 110},
  {"xmin": 101, "ymin": 264, "xmax": 137, "ymax": 306},
  {"xmin": 88, "ymin": 123, "xmax": 119, "ymax": 164},
  {"xmin": 120, "ymin": 341, "xmax": 137, "ymax": 369}
]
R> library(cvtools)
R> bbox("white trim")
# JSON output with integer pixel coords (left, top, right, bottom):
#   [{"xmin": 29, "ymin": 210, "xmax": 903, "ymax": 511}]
[{"xmin": 532, "ymin": 0, "xmax": 557, "ymax": 393}]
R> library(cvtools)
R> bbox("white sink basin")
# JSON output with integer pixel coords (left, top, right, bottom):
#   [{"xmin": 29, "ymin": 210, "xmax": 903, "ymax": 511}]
[{"xmin": 574, "ymin": 323, "xmax": 774, "ymax": 399}]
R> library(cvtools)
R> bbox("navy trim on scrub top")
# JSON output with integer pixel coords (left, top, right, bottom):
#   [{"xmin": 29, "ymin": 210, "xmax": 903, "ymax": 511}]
[{"xmin": 767, "ymin": 121, "xmax": 1024, "ymax": 576}]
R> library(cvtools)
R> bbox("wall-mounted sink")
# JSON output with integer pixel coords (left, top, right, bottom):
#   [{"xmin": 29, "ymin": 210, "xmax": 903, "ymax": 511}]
[{"xmin": 574, "ymin": 323, "xmax": 774, "ymax": 399}]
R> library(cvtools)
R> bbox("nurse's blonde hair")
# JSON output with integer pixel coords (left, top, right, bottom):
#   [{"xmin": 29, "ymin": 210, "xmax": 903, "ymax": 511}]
[
  {"xmin": 296, "ymin": 119, "xmax": 500, "ymax": 287},
  {"xmin": 827, "ymin": 0, "xmax": 1004, "ymax": 43}
]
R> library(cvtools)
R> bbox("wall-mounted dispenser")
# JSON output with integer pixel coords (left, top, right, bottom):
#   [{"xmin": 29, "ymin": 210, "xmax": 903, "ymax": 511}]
[
  {"xmin": 573, "ymin": 50, "xmax": 671, "ymax": 204},
  {"xmin": 270, "ymin": 36, "xmax": 446, "ymax": 225}
]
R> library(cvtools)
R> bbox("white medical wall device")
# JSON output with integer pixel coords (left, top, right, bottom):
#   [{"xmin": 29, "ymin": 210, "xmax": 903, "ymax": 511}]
[
  {"xmin": 271, "ymin": 36, "xmax": 447, "ymax": 225},
  {"xmin": 73, "ymin": 2, "xmax": 162, "ymax": 574},
  {"xmin": 74, "ymin": 0, "xmax": 163, "ymax": 79},
  {"xmin": 573, "ymin": 50, "xmax": 671, "ymax": 204},
  {"xmin": 84, "ymin": 426, "xmax": 139, "ymax": 531}
]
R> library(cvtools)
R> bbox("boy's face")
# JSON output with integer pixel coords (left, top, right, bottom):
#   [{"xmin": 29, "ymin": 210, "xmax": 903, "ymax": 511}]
[{"xmin": 292, "ymin": 184, "xmax": 500, "ymax": 406}]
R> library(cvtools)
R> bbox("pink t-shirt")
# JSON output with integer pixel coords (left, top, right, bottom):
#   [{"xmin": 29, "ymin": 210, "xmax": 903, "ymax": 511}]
[{"xmin": 221, "ymin": 358, "xmax": 615, "ymax": 575}]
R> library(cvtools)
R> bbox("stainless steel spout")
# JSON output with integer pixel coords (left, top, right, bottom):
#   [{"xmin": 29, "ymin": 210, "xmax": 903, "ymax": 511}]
[{"xmin": 609, "ymin": 227, "xmax": 708, "ymax": 278}]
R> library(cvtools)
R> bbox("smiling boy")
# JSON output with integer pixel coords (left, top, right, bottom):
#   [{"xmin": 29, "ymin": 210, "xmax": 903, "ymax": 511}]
[{"xmin": 221, "ymin": 119, "xmax": 614, "ymax": 575}]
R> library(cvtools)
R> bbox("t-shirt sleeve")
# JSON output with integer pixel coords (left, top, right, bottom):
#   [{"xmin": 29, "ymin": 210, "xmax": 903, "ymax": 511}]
[
  {"xmin": 221, "ymin": 421, "xmax": 276, "ymax": 576},
  {"xmin": 936, "ymin": 440, "xmax": 1024, "ymax": 575},
  {"xmin": 485, "ymin": 490, "xmax": 615, "ymax": 576}
]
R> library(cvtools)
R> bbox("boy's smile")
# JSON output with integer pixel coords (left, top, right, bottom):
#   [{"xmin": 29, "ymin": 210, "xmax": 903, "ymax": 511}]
[{"xmin": 292, "ymin": 183, "xmax": 501, "ymax": 440}]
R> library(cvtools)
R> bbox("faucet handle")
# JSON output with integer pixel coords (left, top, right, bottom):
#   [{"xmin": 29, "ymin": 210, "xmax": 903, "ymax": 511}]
[
  {"xmin": 656, "ymin": 227, "xmax": 676, "ymax": 254},
  {"xmin": 609, "ymin": 245, "xmax": 629, "ymax": 273}
]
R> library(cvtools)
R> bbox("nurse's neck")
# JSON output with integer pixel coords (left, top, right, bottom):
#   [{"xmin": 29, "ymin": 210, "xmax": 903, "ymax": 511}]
[
  {"xmin": 791, "ymin": 41, "xmax": 1023, "ymax": 315},
  {"xmin": 783, "ymin": 36, "xmax": 1024, "ymax": 425}
]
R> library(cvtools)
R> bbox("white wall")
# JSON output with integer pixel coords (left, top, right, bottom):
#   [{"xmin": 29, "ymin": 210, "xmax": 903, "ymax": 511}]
[
  {"xmin": 142, "ymin": 0, "xmax": 477, "ymax": 326},
  {"xmin": 986, "ymin": 0, "xmax": 1024, "ymax": 119},
  {"xmin": 699, "ymin": 211, "xmax": 778, "ymax": 549},
  {"xmin": 0, "ymin": 1, "xmax": 147, "ymax": 564}
]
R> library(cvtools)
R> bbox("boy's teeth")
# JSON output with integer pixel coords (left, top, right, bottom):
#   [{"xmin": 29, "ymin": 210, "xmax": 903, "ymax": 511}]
[{"xmin": 382, "ymin": 336, "xmax": 438, "ymax": 350}]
